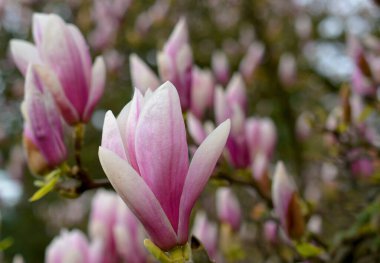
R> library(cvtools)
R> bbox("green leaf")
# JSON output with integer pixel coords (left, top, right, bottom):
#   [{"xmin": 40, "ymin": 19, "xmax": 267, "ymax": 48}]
[
  {"xmin": 296, "ymin": 242, "xmax": 323, "ymax": 258},
  {"xmin": 29, "ymin": 173, "xmax": 60, "ymax": 202},
  {"xmin": 0, "ymin": 237, "xmax": 13, "ymax": 251}
]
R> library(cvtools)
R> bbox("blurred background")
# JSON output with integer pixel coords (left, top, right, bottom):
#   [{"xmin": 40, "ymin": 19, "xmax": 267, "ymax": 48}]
[{"xmin": 0, "ymin": 0, "xmax": 379, "ymax": 262}]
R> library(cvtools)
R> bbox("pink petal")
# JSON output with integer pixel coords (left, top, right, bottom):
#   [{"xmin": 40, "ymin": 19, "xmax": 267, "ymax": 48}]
[
  {"xmin": 164, "ymin": 18, "xmax": 188, "ymax": 56},
  {"xmin": 39, "ymin": 64, "xmax": 80, "ymax": 125},
  {"xmin": 135, "ymin": 81, "xmax": 189, "ymax": 232},
  {"xmin": 101, "ymin": 111, "xmax": 127, "ymax": 161},
  {"xmin": 41, "ymin": 14, "xmax": 90, "ymax": 117},
  {"xmin": 129, "ymin": 53, "xmax": 160, "ymax": 93},
  {"xmin": 116, "ymin": 103, "xmax": 131, "ymax": 154},
  {"xmin": 83, "ymin": 56, "xmax": 106, "ymax": 122},
  {"xmin": 177, "ymin": 119, "xmax": 230, "ymax": 243},
  {"xmin": 32, "ymin": 13, "xmax": 50, "ymax": 47},
  {"xmin": 214, "ymin": 86, "xmax": 229, "ymax": 125},
  {"xmin": 272, "ymin": 162, "xmax": 296, "ymax": 230},
  {"xmin": 24, "ymin": 65, "xmax": 67, "ymax": 166},
  {"xmin": 9, "ymin": 40, "xmax": 41, "ymax": 76},
  {"xmin": 226, "ymin": 73, "xmax": 247, "ymax": 112},
  {"xmin": 98, "ymin": 147, "xmax": 178, "ymax": 250},
  {"xmin": 125, "ymin": 89, "xmax": 144, "ymax": 172}
]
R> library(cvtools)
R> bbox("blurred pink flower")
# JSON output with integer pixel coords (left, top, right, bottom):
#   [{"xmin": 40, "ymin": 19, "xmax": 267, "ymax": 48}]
[
  {"xmin": 212, "ymin": 50, "xmax": 230, "ymax": 85},
  {"xmin": 190, "ymin": 67, "xmax": 215, "ymax": 119},
  {"xmin": 157, "ymin": 18, "xmax": 193, "ymax": 110},
  {"xmin": 22, "ymin": 65, "xmax": 67, "ymax": 174},
  {"xmin": 272, "ymin": 162, "xmax": 305, "ymax": 240},
  {"xmin": 192, "ymin": 211, "xmax": 218, "ymax": 261},
  {"xmin": 216, "ymin": 187, "xmax": 242, "ymax": 232},
  {"xmin": 10, "ymin": 13, "xmax": 106, "ymax": 125},
  {"xmin": 45, "ymin": 229, "xmax": 100, "ymax": 263}
]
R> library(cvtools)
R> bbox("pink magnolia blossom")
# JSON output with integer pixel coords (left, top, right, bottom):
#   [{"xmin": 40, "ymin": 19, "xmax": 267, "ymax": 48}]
[
  {"xmin": 190, "ymin": 66, "xmax": 215, "ymax": 119},
  {"xmin": 239, "ymin": 42, "xmax": 265, "ymax": 82},
  {"xmin": 157, "ymin": 19, "xmax": 193, "ymax": 110},
  {"xmin": 22, "ymin": 65, "xmax": 67, "ymax": 174},
  {"xmin": 10, "ymin": 13, "xmax": 106, "ymax": 125},
  {"xmin": 129, "ymin": 53, "xmax": 160, "ymax": 94},
  {"xmin": 272, "ymin": 162, "xmax": 305, "ymax": 240},
  {"xmin": 45, "ymin": 230, "xmax": 100, "ymax": 263},
  {"xmin": 216, "ymin": 187, "xmax": 242, "ymax": 232},
  {"xmin": 88, "ymin": 191, "xmax": 118, "ymax": 263},
  {"xmin": 192, "ymin": 211, "xmax": 218, "ymax": 261},
  {"xmin": 113, "ymin": 197, "xmax": 150, "ymax": 263},
  {"xmin": 99, "ymin": 81, "xmax": 230, "ymax": 250},
  {"xmin": 212, "ymin": 50, "xmax": 230, "ymax": 85}
]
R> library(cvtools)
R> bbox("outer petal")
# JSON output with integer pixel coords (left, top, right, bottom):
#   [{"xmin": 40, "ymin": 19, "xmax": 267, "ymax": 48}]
[
  {"xmin": 129, "ymin": 54, "xmax": 160, "ymax": 93},
  {"xmin": 164, "ymin": 18, "xmax": 188, "ymax": 56},
  {"xmin": 116, "ymin": 103, "xmax": 131, "ymax": 151},
  {"xmin": 83, "ymin": 56, "xmax": 106, "ymax": 122},
  {"xmin": 37, "ymin": 64, "xmax": 80, "ymax": 125},
  {"xmin": 125, "ymin": 89, "xmax": 144, "ymax": 172},
  {"xmin": 98, "ymin": 147, "xmax": 178, "ymax": 250},
  {"xmin": 24, "ymin": 65, "xmax": 67, "ymax": 166},
  {"xmin": 9, "ymin": 40, "xmax": 41, "ymax": 76},
  {"xmin": 135, "ymin": 82, "xmax": 189, "ymax": 231},
  {"xmin": 101, "ymin": 111, "xmax": 127, "ymax": 161},
  {"xmin": 177, "ymin": 119, "xmax": 231, "ymax": 243},
  {"xmin": 32, "ymin": 13, "xmax": 50, "ymax": 47},
  {"xmin": 41, "ymin": 14, "xmax": 89, "ymax": 117}
]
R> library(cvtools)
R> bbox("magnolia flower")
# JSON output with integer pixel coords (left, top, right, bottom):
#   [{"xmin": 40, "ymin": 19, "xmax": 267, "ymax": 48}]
[
  {"xmin": 88, "ymin": 190, "xmax": 118, "ymax": 263},
  {"xmin": 212, "ymin": 50, "xmax": 230, "ymax": 85},
  {"xmin": 214, "ymin": 73, "xmax": 247, "ymax": 125},
  {"xmin": 129, "ymin": 53, "xmax": 160, "ymax": 94},
  {"xmin": 192, "ymin": 211, "xmax": 218, "ymax": 261},
  {"xmin": 239, "ymin": 42, "xmax": 265, "ymax": 82},
  {"xmin": 157, "ymin": 18, "xmax": 193, "ymax": 110},
  {"xmin": 272, "ymin": 162, "xmax": 305, "ymax": 240},
  {"xmin": 113, "ymin": 197, "xmax": 150, "ymax": 263},
  {"xmin": 99, "ymin": 81, "xmax": 230, "ymax": 250},
  {"xmin": 89, "ymin": 190, "xmax": 150, "ymax": 263},
  {"xmin": 190, "ymin": 67, "xmax": 215, "ymax": 119},
  {"xmin": 10, "ymin": 13, "xmax": 106, "ymax": 125},
  {"xmin": 22, "ymin": 65, "xmax": 67, "ymax": 174},
  {"xmin": 216, "ymin": 187, "xmax": 242, "ymax": 232},
  {"xmin": 45, "ymin": 230, "xmax": 100, "ymax": 263}
]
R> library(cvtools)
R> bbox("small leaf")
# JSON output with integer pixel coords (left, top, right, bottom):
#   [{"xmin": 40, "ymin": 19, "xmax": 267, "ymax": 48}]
[
  {"xmin": 296, "ymin": 242, "xmax": 323, "ymax": 258},
  {"xmin": 0, "ymin": 237, "xmax": 13, "ymax": 251},
  {"xmin": 29, "ymin": 173, "xmax": 60, "ymax": 202}
]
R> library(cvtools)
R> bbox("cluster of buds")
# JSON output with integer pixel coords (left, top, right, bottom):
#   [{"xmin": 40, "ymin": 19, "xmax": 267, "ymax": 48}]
[
  {"xmin": 10, "ymin": 13, "xmax": 106, "ymax": 177},
  {"xmin": 46, "ymin": 190, "xmax": 149, "ymax": 263}
]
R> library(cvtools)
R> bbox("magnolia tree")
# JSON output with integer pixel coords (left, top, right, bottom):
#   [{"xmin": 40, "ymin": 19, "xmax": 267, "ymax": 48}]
[{"xmin": 0, "ymin": 0, "xmax": 380, "ymax": 262}]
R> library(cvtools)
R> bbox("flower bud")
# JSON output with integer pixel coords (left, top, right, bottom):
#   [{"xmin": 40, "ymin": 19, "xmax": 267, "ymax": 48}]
[
  {"xmin": 272, "ymin": 162, "xmax": 305, "ymax": 240},
  {"xmin": 192, "ymin": 211, "xmax": 218, "ymax": 261},
  {"xmin": 216, "ymin": 187, "xmax": 242, "ymax": 232},
  {"xmin": 22, "ymin": 65, "xmax": 67, "ymax": 175},
  {"xmin": 212, "ymin": 50, "xmax": 230, "ymax": 85}
]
